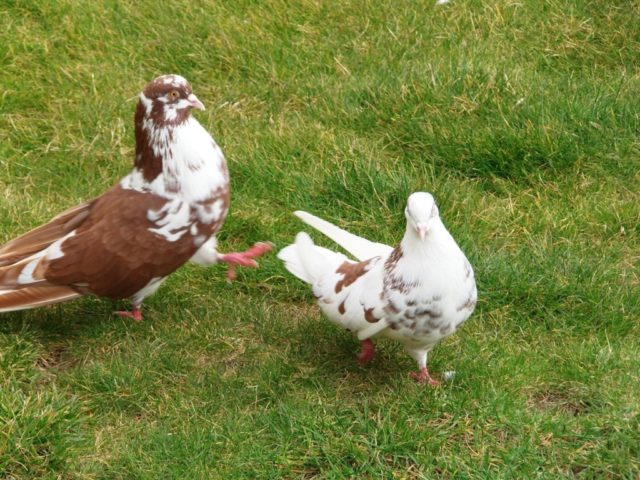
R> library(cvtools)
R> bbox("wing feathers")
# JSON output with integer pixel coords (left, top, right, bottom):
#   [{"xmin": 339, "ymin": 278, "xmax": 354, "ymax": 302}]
[
  {"xmin": 0, "ymin": 285, "xmax": 81, "ymax": 312},
  {"xmin": 0, "ymin": 202, "xmax": 92, "ymax": 266},
  {"xmin": 0, "ymin": 256, "xmax": 48, "ymax": 288}
]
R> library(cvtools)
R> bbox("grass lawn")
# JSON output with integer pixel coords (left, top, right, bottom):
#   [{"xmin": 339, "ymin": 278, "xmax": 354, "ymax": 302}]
[{"xmin": 1, "ymin": 0, "xmax": 639, "ymax": 478}]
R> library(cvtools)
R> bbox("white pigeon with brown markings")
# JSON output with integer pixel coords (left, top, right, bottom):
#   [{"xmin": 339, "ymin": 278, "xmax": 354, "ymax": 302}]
[
  {"xmin": 0, "ymin": 74, "xmax": 270, "ymax": 320},
  {"xmin": 278, "ymin": 192, "xmax": 476, "ymax": 385}
]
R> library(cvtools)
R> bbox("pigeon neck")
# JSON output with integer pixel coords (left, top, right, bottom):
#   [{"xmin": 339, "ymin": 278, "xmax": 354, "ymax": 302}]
[
  {"xmin": 122, "ymin": 104, "xmax": 228, "ymax": 203},
  {"xmin": 133, "ymin": 100, "xmax": 191, "ymax": 184}
]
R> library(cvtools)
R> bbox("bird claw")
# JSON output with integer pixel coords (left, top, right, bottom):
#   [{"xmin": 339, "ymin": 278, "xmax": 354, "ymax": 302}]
[
  {"xmin": 114, "ymin": 306, "xmax": 143, "ymax": 322},
  {"xmin": 242, "ymin": 241, "xmax": 274, "ymax": 258},
  {"xmin": 410, "ymin": 368, "xmax": 441, "ymax": 386},
  {"xmin": 357, "ymin": 339, "xmax": 375, "ymax": 364},
  {"xmin": 219, "ymin": 242, "xmax": 273, "ymax": 281}
]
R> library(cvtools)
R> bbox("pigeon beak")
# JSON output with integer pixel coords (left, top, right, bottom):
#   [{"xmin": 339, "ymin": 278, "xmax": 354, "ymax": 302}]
[
  {"xmin": 416, "ymin": 223, "xmax": 428, "ymax": 241},
  {"xmin": 187, "ymin": 93, "xmax": 205, "ymax": 111}
]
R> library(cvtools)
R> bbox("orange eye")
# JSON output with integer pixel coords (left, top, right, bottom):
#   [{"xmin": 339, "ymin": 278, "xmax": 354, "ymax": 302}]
[{"xmin": 169, "ymin": 90, "xmax": 179, "ymax": 99}]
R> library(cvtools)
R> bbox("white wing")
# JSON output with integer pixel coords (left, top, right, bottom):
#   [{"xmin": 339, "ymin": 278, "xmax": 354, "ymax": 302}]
[
  {"xmin": 353, "ymin": 264, "xmax": 390, "ymax": 340},
  {"xmin": 294, "ymin": 211, "xmax": 392, "ymax": 261},
  {"xmin": 278, "ymin": 232, "xmax": 390, "ymax": 338}
]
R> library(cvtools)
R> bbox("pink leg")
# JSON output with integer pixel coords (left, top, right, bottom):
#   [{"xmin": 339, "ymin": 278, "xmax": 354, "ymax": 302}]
[
  {"xmin": 410, "ymin": 367, "xmax": 441, "ymax": 386},
  {"xmin": 218, "ymin": 242, "xmax": 273, "ymax": 280},
  {"xmin": 357, "ymin": 339, "xmax": 375, "ymax": 364},
  {"xmin": 115, "ymin": 305, "xmax": 143, "ymax": 322}
]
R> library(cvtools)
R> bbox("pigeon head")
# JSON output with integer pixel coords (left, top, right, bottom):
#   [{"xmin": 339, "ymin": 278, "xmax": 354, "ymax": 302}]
[
  {"xmin": 404, "ymin": 192, "xmax": 439, "ymax": 241},
  {"xmin": 133, "ymin": 75, "xmax": 208, "ymax": 182},
  {"xmin": 138, "ymin": 74, "xmax": 205, "ymax": 125}
]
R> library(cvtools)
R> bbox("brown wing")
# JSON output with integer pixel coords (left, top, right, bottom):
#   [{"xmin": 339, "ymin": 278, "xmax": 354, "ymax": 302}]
[
  {"xmin": 0, "ymin": 202, "xmax": 93, "ymax": 267},
  {"xmin": 44, "ymin": 185, "xmax": 207, "ymax": 300}
]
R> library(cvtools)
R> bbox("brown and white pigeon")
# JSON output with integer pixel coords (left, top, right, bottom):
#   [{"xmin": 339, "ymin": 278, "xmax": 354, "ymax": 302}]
[
  {"xmin": 0, "ymin": 74, "xmax": 270, "ymax": 320},
  {"xmin": 278, "ymin": 192, "xmax": 476, "ymax": 385}
]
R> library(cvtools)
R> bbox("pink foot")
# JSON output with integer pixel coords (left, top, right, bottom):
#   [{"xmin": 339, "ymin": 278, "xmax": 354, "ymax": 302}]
[
  {"xmin": 219, "ymin": 242, "xmax": 273, "ymax": 280},
  {"xmin": 115, "ymin": 306, "xmax": 143, "ymax": 322},
  {"xmin": 357, "ymin": 339, "xmax": 375, "ymax": 364},
  {"xmin": 410, "ymin": 367, "xmax": 441, "ymax": 386}
]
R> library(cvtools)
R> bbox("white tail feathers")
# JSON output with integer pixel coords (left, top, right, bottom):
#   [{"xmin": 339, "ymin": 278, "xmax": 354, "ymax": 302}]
[
  {"xmin": 277, "ymin": 237, "xmax": 312, "ymax": 284},
  {"xmin": 277, "ymin": 232, "xmax": 345, "ymax": 284},
  {"xmin": 277, "ymin": 232, "xmax": 320, "ymax": 284},
  {"xmin": 293, "ymin": 211, "xmax": 391, "ymax": 261}
]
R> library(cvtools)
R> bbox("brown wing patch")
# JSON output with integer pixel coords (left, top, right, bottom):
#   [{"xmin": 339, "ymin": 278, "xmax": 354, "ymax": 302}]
[
  {"xmin": 334, "ymin": 259, "xmax": 372, "ymax": 293},
  {"xmin": 338, "ymin": 301, "xmax": 346, "ymax": 314},
  {"xmin": 0, "ymin": 202, "xmax": 93, "ymax": 266},
  {"xmin": 364, "ymin": 307, "xmax": 380, "ymax": 323},
  {"xmin": 44, "ymin": 185, "xmax": 228, "ymax": 300}
]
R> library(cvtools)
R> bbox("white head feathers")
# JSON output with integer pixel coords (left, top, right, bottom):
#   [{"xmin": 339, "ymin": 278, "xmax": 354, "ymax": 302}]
[{"xmin": 405, "ymin": 192, "xmax": 439, "ymax": 240}]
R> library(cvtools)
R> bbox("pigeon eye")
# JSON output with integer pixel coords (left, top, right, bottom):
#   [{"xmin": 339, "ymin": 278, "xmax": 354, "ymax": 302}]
[{"xmin": 168, "ymin": 90, "xmax": 180, "ymax": 100}]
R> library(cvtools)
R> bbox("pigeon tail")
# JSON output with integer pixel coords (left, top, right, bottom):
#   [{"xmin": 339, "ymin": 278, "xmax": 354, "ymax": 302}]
[
  {"xmin": 0, "ymin": 253, "xmax": 48, "ymax": 289},
  {"xmin": 277, "ymin": 232, "xmax": 344, "ymax": 284},
  {"xmin": 277, "ymin": 244, "xmax": 311, "ymax": 283},
  {"xmin": 293, "ymin": 211, "xmax": 391, "ymax": 261},
  {"xmin": 0, "ymin": 253, "xmax": 82, "ymax": 312},
  {"xmin": 277, "ymin": 232, "xmax": 317, "ymax": 283},
  {"xmin": 0, "ymin": 285, "xmax": 81, "ymax": 312}
]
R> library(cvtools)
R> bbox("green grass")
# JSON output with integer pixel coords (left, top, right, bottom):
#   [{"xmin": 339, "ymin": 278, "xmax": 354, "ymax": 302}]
[{"xmin": 1, "ymin": 0, "xmax": 639, "ymax": 477}]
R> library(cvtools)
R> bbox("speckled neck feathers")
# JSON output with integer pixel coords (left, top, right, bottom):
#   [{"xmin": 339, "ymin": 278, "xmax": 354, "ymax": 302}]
[
  {"xmin": 134, "ymin": 100, "xmax": 173, "ymax": 183},
  {"xmin": 124, "ymin": 102, "xmax": 229, "ymax": 204}
]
